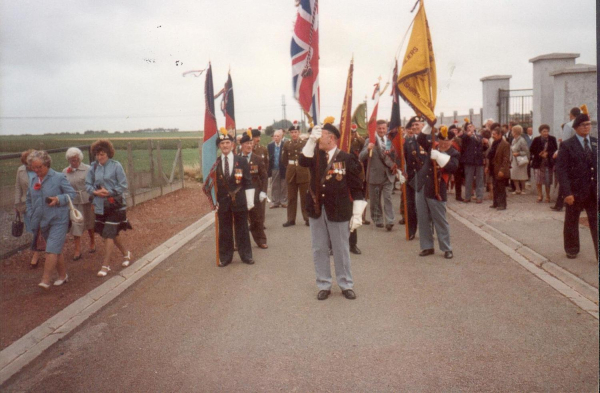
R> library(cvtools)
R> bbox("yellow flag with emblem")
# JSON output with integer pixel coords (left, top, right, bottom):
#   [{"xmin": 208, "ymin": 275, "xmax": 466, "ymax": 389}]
[{"xmin": 397, "ymin": 0, "xmax": 437, "ymax": 125}]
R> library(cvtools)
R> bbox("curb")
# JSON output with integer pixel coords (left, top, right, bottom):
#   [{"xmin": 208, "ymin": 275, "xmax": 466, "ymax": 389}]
[
  {"xmin": 447, "ymin": 206, "xmax": 598, "ymax": 320},
  {"xmin": 0, "ymin": 211, "xmax": 215, "ymax": 386}
]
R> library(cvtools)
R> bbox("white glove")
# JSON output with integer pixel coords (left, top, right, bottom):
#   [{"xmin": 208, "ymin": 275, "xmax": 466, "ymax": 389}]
[
  {"xmin": 421, "ymin": 124, "xmax": 431, "ymax": 135},
  {"xmin": 245, "ymin": 189, "xmax": 255, "ymax": 210},
  {"xmin": 259, "ymin": 191, "xmax": 267, "ymax": 202},
  {"xmin": 396, "ymin": 170, "xmax": 406, "ymax": 185},
  {"xmin": 309, "ymin": 125, "xmax": 322, "ymax": 142},
  {"xmin": 430, "ymin": 150, "xmax": 451, "ymax": 168},
  {"xmin": 349, "ymin": 200, "xmax": 368, "ymax": 233}
]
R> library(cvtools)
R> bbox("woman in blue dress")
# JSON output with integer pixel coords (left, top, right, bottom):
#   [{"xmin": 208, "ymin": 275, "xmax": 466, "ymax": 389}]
[
  {"xmin": 26, "ymin": 150, "xmax": 76, "ymax": 289},
  {"xmin": 15, "ymin": 149, "xmax": 40, "ymax": 268}
]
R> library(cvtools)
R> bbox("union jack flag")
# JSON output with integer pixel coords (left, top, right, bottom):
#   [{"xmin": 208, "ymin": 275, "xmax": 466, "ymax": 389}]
[{"xmin": 291, "ymin": 0, "xmax": 319, "ymax": 124}]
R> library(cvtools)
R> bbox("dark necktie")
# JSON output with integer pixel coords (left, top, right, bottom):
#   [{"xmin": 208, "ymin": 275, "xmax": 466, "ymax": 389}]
[
  {"xmin": 243, "ymin": 155, "xmax": 249, "ymax": 163},
  {"xmin": 584, "ymin": 138, "xmax": 593, "ymax": 163},
  {"xmin": 224, "ymin": 156, "xmax": 230, "ymax": 179}
]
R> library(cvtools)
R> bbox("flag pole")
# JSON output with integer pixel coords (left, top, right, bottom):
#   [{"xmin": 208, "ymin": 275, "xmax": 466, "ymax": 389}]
[
  {"xmin": 214, "ymin": 172, "xmax": 219, "ymax": 266},
  {"xmin": 427, "ymin": 72, "xmax": 441, "ymax": 200}
]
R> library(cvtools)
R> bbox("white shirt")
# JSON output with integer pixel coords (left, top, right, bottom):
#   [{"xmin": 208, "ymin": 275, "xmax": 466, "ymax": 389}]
[
  {"xmin": 327, "ymin": 146, "xmax": 338, "ymax": 163},
  {"xmin": 562, "ymin": 120, "xmax": 575, "ymax": 141},
  {"xmin": 221, "ymin": 152, "xmax": 234, "ymax": 175}
]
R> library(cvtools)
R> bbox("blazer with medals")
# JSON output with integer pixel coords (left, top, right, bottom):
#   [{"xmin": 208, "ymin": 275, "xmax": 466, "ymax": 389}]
[
  {"xmin": 215, "ymin": 155, "xmax": 254, "ymax": 212},
  {"xmin": 299, "ymin": 147, "xmax": 364, "ymax": 222},
  {"xmin": 555, "ymin": 135, "xmax": 598, "ymax": 202},
  {"xmin": 415, "ymin": 133, "xmax": 460, "ymax": 202},
  {"xmin": 243, "ymin": 152, "xmax": 268, "ymax": 205}
]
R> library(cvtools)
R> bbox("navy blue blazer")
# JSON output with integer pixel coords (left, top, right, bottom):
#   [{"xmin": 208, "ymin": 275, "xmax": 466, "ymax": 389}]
[
  {"xmin": 415, "ymin": 133, "xmax": 460, "ymax": 202},
  {"xmin": 267, "ymin": 141, "xmax": 286, "ymax": 178},
  {"xmin": 555, "ymin": 135, "xmax": 597, "ymax": 203},
  {"xmin": 215, "ymin": 155, "xmax": 254, "ymax": 212}
]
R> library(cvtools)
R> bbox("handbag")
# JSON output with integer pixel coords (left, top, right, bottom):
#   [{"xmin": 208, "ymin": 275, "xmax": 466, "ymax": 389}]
[
  {"xmin": 516, "ymin": 155, "xmax": 529, "ymax": 167},
  {"xmin": 67, "ymin": 195, "xmax": 84, "ymax": 224},
  {"xmin": 12, "ymin": 211, "xmax": 24, "ymax": 237},
  {"xmin": 103, "ymin": 195, "xmax": 124, "ymax": 213}
]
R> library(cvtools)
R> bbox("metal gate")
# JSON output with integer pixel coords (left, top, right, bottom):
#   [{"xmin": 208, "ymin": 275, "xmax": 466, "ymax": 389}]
[{"xmin": 498, "ymin": 89, "xmax": 533, "ymax": 128}]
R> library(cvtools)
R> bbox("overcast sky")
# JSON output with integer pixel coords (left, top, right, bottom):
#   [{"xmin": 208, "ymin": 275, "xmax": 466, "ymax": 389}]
[{"xmin": 0, "ymin": 0, "xmax": 596, "ymax": 135}]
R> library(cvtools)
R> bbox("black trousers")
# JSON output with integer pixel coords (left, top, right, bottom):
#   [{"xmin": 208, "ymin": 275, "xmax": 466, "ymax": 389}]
[
  {"xmin": 564, "ymin": 194, "xmax": 598, "ymax": 257},
  {"xmin": 554, "ymin": 185, "xmax": 564, "ymax": 209},
  {"xmin": 218, "ymin": 208, "xmax": 253, "ymax": 263},
  {"xmin": 405, "ymin": 184, "xmax": 418, "ymax": 237},
  {"xmin": 349, "ymin": 229, "xmax": 357, "ymax": 247},
  {"xmin": 492, "ymin": 177, "xmax": 507, "ymax": 208},
  {"xmin": 454, "ymin": 165, "xmax": 464, "ymax": 200}
]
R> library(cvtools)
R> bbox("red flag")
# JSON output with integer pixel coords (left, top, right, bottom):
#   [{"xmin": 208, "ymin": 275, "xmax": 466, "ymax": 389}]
[
  {"xmin": 367, "ymin": 81, "xmax": 383, "ymax": 142},
  {"xmin": 338, "ymin": 58, "xmax": 353, "ymax": 153}
]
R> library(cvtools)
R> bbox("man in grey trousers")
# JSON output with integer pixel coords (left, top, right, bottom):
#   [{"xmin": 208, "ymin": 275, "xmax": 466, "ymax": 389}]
[
  {"xmin": 299, "ymin": 118, "xmax": 367, "ymax": 301},
  {"xmin": 267, "ymin": 129, "xmax": 288, "ymax": 208}
]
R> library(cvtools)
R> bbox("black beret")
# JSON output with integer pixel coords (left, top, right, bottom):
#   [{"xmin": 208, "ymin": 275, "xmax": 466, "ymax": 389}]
[
  {"xmin": 407, "ymin": 116, "xmax": 424, "ymax": 128},
  {"xmin": 573, "ymin": 113, "xmax": 590, "ymax": 129},
  {"xmin": 437, "ymin": 130, "xmax": 456, "ymax": 141},
  {"xmin": 240, "ymin": 132, "xmax": 252, "ymax": 144},
  {"xmin": 448, "ymin": 124, "xmax": 458, "ymax": 131},
  {"xmin": 216, "ymin": 132, "xmax": 234, "ymax": 147},
  {"xmin": 251, "ymin": 129, "xmax": 261, "ymax": 138},
  {"xmin": 323, "ymin": 123, "xmax": 340, "ymax": 138}
]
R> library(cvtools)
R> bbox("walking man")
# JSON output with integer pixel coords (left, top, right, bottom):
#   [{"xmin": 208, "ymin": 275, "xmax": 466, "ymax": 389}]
[
  {"xmin": 403, "ymin": 116, "xmax": 423, "ymax": 240},
  {"xmin": 555, "ymin": 105, "xmax": 598, "ymax": 259},
  {"xmin": 215, "ymin": 129, "xmax": 255, "ymax": 267},
  {"xmin": 299, "ymin": 118, "xmax": 367, "ymax": 300}
]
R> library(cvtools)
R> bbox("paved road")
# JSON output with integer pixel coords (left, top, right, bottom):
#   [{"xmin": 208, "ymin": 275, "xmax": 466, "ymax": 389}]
[{"xmin": 2, "ymin": 197, "xmax": 598, "ymax": 392}]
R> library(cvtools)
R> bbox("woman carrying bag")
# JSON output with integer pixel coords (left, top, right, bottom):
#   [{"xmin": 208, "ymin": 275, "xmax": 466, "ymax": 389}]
[
  {"xmin": 509, "ymin": 125, "xmax": 530, "ymax": 194},
  {"xmin": 85, "ymin": 140, "xmax": 132, "ymax": 277}
]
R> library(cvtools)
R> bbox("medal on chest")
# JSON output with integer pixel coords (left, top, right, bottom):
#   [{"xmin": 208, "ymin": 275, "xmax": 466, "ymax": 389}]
[{"xmin": 234, "ymin": 168, "xmax": 243, "ymax": 184}]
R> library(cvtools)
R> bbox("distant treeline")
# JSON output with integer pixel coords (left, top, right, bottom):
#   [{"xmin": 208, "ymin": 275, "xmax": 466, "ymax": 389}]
[{"xmin": 37, "ymin": 128, "xmax": 181, "ymax": 136}]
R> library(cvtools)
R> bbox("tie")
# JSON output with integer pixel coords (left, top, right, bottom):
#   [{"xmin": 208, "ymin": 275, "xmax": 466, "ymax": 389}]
[
  {"xmin": 244, "ymin": 155, "xmax": 249, "ymax": 163},
  {"xmin": 584, "ymin": 138, "xmax": 593, "ymax": 163},
  {"xmin": 224, "ymin": 155, "xmax": 230, "ymax": 179}
]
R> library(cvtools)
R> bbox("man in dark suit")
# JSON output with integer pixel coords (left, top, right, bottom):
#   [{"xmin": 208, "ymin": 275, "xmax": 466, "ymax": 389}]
[
  {"xmin": 240, "ymin": 130, "xmax": 268, "ymax": 249},
  {"xmin": 299, "ymin": 118, "xmax": 367, "ymax": 301},
  {"xmin": 214, "ymin": 129, "xmax": 255, "ymax": 266},
  {"xmin": 267, "ymin": 129, "xmax": 287, "ymax": 208},
  {"xmin": 402, "ymin": 116, "xmax": 424, "ymax": 240},
  {"xmin": 414, "ymin": 125, "xmax": 460, "ymax": 259},
  {"xmin": 486, "ymin": 123, "xmax": 511, "ymax": 210},
  {"xmin": 555, "ymin": 106, "xmax": 598, "ymax": 259}
]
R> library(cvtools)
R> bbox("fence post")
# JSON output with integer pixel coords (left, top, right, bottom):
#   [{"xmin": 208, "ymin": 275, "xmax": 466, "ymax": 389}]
[
  {"xmin": 440, "ymin": 112, "xmax": 444, "ymax": 125},
  {"xmin": 155, "ymin": 140, "xmax": 164, "ymax": 196},
  {"xmin": 178, "ymin": 140, "xmax": 184, "ymax": 189},
  {"xmin": 127, "ymin": 143, "xmax": 136, "ymax": 207},
  {"xmin": 480, "ymin": 107, "xmax": 483, "ymax": 126},
  {"xmin": 453, "ymin": 111, "xmax": 457, "ymax": 123},
  {"xmin": 469, "ymin": 108, "xmax": 474, "ymax": 123},
  {"xmin": 147, "ymin": 139, "xmax": 155, "ymax": 187},
  {"xmin": 87, "ymin": 146, "xmax": 93, "ymax": 164}
]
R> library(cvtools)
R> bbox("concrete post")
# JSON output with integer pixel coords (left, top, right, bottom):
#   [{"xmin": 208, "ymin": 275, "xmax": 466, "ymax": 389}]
[
  {"xmin": 480, "ymin": 75, "xmax": 511, "ymax": 124},
  {"xmin": 551, "ymin": 64, "xmax": 597, "ymax": 139},
  {"xmin": 529, "ymin": 53, "xmax": 579, "ymax": 137}
]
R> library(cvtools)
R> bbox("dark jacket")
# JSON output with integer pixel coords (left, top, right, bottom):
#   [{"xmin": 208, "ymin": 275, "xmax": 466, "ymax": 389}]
[
  {"xmin": 555, "ymin": 135, "xmax": 598, "ymax": 202},
  {"xmin": 243, "ymin": 152, "xmax": 268, "ymax": 204},
  {"xmin": 215, "ymin": 155, "xmax": 254, "ymax": 212},
  {"xmin": 299, "ymin": 147, "xmax": 364, "ymax": 222},
  {"xmin": 267, "ymin": 141, "xmax": 286, "ymax": 178},
  {"xmin": 529, "ymin": 135, "xmax": 558, "ymax": 169},
  {"xmin": 490, "ymin": 139, "xmax": 511, "ymax": 178},
  {"xmin": 403, "ymin": 135, "xmax": 421, "ymax": 183},
  {"xmin": 459, "ymin": 134, "xmax": 485, "ymax": 166},
  {"xmin": 415, "ymin": 133, "xmax": 460, "ymax": 202}
]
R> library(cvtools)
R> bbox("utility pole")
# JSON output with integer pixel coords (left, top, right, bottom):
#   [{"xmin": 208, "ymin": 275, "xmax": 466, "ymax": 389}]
[{"xmin": 281, "ymin": 95, "xmax": 287, "ymax": 126}]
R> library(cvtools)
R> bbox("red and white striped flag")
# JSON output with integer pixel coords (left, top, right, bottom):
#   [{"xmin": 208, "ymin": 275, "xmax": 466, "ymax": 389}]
[{"xmin": 291, "ymin": 0, "xmax": 320, "ymax": 124}]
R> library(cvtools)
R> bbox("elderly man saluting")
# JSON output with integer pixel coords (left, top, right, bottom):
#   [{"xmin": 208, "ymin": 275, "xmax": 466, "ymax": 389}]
[{"xmin": 299, "ymin": 117, "xmax": 367, "ymax": 300}]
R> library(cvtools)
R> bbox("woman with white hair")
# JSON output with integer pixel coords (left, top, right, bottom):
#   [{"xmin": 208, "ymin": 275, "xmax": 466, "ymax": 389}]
[
  {"xmin": 63, "ymin": 147, "xmax": 95, "ymax": 260},
  {"xmin": 509, "ymin": 125, "xmax": 531, "ymax": 194}
]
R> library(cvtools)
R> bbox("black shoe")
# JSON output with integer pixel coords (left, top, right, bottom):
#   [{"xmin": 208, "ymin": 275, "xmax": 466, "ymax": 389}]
[
  {"xmin": 550, "ymin": 206, "xmax": 563, "ymax": 212},
  {"xmin": 419, "ymin": 249, "xmax": 435, "ymax": 257},
  {"xmin": 399, "ymin": 218, "xmax": 406, "ymax": 225},
  {"xmin": 489, "ymin": 205, "xmax": 497, "ymax": 208},
  {"xmin": 342, "ymin": 289, "xmax": 356, "ymax": 300},
  {"xmin": 218, "ymin": 260, "xmax": 231, "ymax": 267},
  {"xmin": 363, "ymin": 220, "xmax": 371, "ymax": 225},
  {"xmin": 444, "ymin": 251, "xmax": 453, "ymax": 259},
  {"xmin": 282, "ymin": 221, "xmax": 295, "ymax": 227},
  {"xmin": 462, "ymin": 200, "xmax": 471, "ymax": 203},
  {"xmin": 317, "ymin": 290, "xmax": 331, "ymax": 300},
  {"xmin": 350, "ymin": 245, "xmax": 361, "ymax": 255},
  {"xmin": 242, "ymin": 259, "xmax": 255, "ymax": 265},
  {"xmin": 456, "ymin": 197, "xmax": 464, "ymax": 202},
  {"xmin": 409, "ymin": 234, "xmax": 415, "ymax": 240},
  {"xmin": 386, "ymin": 224, "xmax": 393, "ymax": 231},
  {"xmin": 376, "ymin": 223, "xmax": 384, "ymax": 228},
  {"xmin": 305, "ymin": 220, "xmax": 309, "ymax": 226},
  {"xmin": 566, "ymin": 253, "xmax": 578, "ymax": 259}
]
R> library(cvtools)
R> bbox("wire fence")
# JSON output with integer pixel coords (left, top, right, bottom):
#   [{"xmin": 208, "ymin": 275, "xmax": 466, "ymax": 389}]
[{"xmin": 0, "ymin": 139, "xmax": 199, "ymax": 258}]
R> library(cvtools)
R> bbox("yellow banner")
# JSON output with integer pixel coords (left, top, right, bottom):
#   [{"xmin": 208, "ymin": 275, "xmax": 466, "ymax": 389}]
[
  {"xmin": 397, "ymin": 0, "xmax": 437, "ymax": 125},
  {"xmin": 339, "ymin": 59, "xmax": 354, "ymax": 153}
]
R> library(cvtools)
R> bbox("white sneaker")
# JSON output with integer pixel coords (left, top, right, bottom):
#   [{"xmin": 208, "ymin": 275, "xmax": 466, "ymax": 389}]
[{"xmin": 122, "ymin": 251, "xmax": 132, "ymax": 267}]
